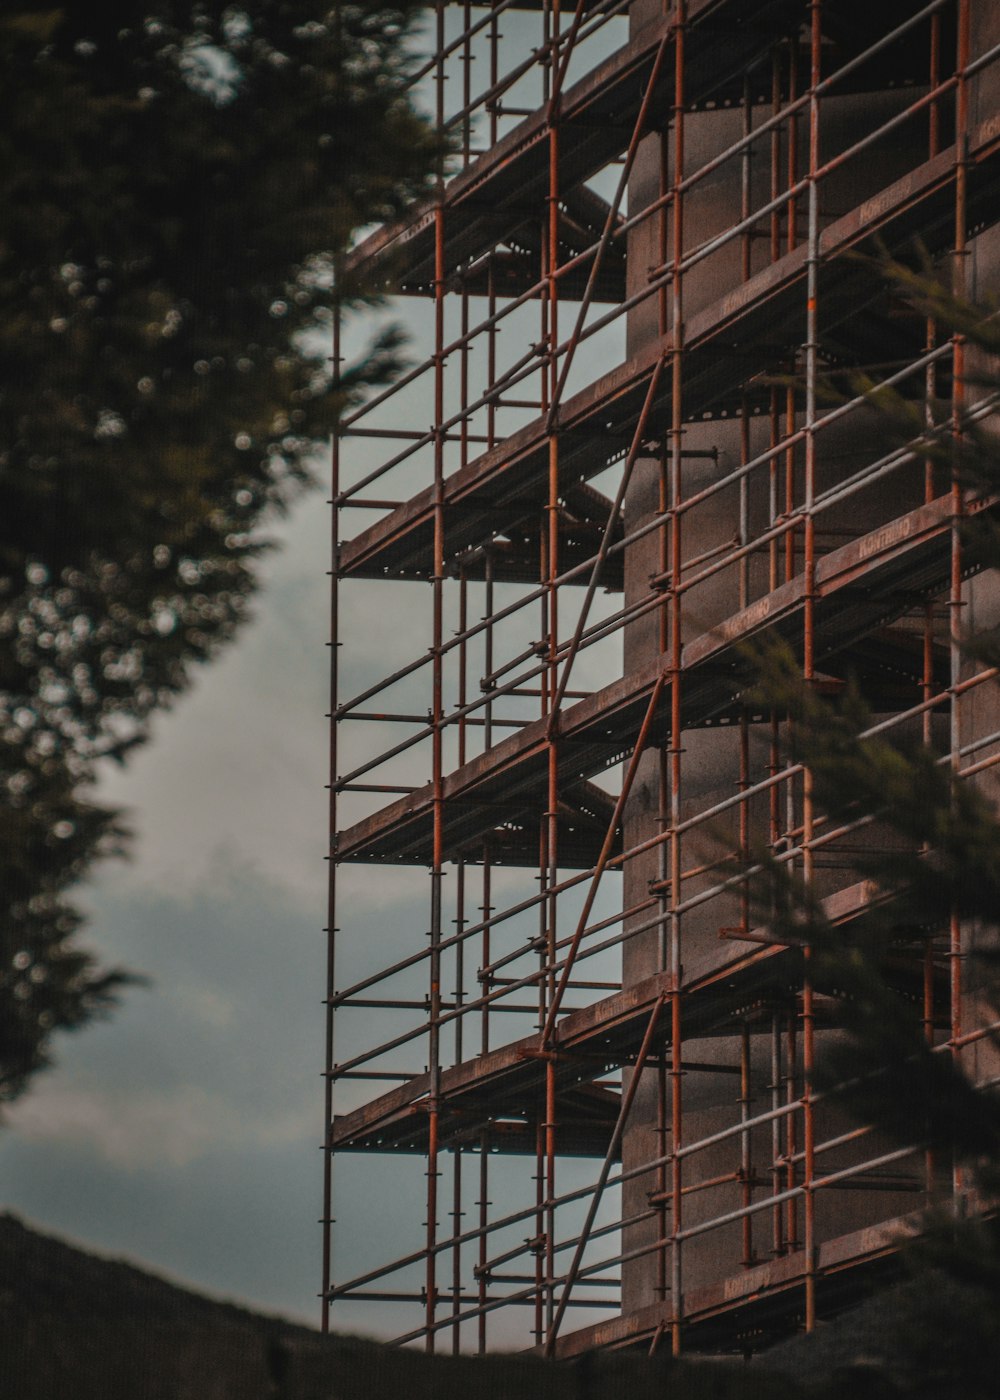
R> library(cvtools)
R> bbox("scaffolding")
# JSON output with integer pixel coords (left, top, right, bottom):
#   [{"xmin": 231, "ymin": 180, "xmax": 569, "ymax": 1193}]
[{"xmin": 322, "ymin": 0, "xmax": 1000, "ymax": 1357}]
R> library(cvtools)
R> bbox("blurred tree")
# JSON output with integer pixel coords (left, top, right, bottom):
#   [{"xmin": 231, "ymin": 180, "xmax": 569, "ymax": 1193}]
[
  {"xmin": 0, "ymin": 2, "xmax": 439, "ymax": 1102},
  {"xmin": 744, "ymin": 274, "xmax": 1000, "ymax": 1397}
]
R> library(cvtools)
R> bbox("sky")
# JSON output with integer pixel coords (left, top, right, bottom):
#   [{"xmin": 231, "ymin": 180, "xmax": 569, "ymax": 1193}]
[{"xmin": 0, "ymin": 491, "xmax": 338, "ymax": 1326}]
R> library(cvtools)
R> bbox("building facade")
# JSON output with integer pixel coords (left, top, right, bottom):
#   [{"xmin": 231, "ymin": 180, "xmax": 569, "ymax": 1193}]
[{"xmin": 324, "ymin": 0, "xmax": 1000, "ymax": 1357}]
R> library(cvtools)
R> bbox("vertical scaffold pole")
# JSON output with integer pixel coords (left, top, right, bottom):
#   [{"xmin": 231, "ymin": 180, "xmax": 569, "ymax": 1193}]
[
  {"xmin": 785, "ymin": 34, "xmax": 799, "ymax": 585},
  {"xmin": 322, "ymin": 274, "xmax": 344, "ymax": 1336},
  {"xmin": 800, "ymin": 0, "xmax": 822, "ymax": 1335},
  {"xmin": 542, "ymin": 0, "xmax": 564, "ymax": 1342},
  {"xmin": 949, "ymin": 0, "xmax": 970, "ymax": 1210},
  {"xmin": 923, "ymin": 0, "xmax": 942, "ymax": 1208},
  {"xmin": 425, "ymin": 3, "xmax": 448, "ymax": 1349},
  {"xmin": 668, "ymin": 0, "xmax": 686, "ymax": 1357},
  {"xmin": 656, "ymin": 112, "xmax": 672, "ymax": 1322}
]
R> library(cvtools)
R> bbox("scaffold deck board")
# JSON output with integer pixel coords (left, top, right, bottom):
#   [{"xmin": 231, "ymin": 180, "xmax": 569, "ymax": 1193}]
[
  {"xmin": 331, "ymin": 957, "xmax": 783, "ymax": 1156},
  {"xmin": 548, "ymin": 1208, "xmax": 917, "ymax": 1357},
  {"xmin": 335, "ymin": 492, "xmax": 967, "ymax": 868},
  {"xmin": 346, "ymin": 0, "xmax": 805, "ymax": 295},
  {"xmin": 330, "ymin": 877, "xmax": 935, "ymax": 1157},
  {"xmin": 338, "ymin": 123, "xmax": 1000, "ymax": 586}
]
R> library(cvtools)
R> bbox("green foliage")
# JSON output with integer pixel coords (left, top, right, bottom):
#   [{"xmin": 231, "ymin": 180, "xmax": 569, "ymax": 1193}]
[
  {"xmin": 747, "ymin": 646, "xmax": 1000, "ymax": 1163},
  {"xmin": 1, "ymin": 0, "xmax": 438, "ymax": 765},
  {"xmin": 0, "ymin": 2, "xmax": 440, "ymax": 1102},
  {"xmin": 743, "ymin": 277, "xmax": 1000, "ymax": 1394},
  {"xmin": 0, "ymin": 762, "xmax": 134, "ymax": 1102}
]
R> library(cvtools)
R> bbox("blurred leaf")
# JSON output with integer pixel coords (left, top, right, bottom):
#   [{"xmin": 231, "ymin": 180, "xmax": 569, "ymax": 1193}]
[
  {"xmin": 0, "ymin": 1, "xmax": 440, "ymax": 1102},
  {"xmin": 744, "ymin": 271, "xmax": 1000, "ymax": 1392}
]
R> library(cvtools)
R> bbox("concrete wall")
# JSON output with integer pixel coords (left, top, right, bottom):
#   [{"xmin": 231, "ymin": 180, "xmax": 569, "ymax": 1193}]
[{"xmin": 618, "ymin": 0, "xmax": 995, "ymax": 1319}]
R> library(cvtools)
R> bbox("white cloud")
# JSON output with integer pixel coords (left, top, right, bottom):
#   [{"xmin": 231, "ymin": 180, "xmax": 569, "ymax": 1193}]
[
  {"xmin": 92, "ymin": 495, "xmax": 330, "ymax": 902},
  {"xmin": 8, "ymin": 1081, "xmax": 315, "ymax": 1170},
  {"xmin": 183, "ymin": 984, "xmax": 237, "ymax": 1029}
]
